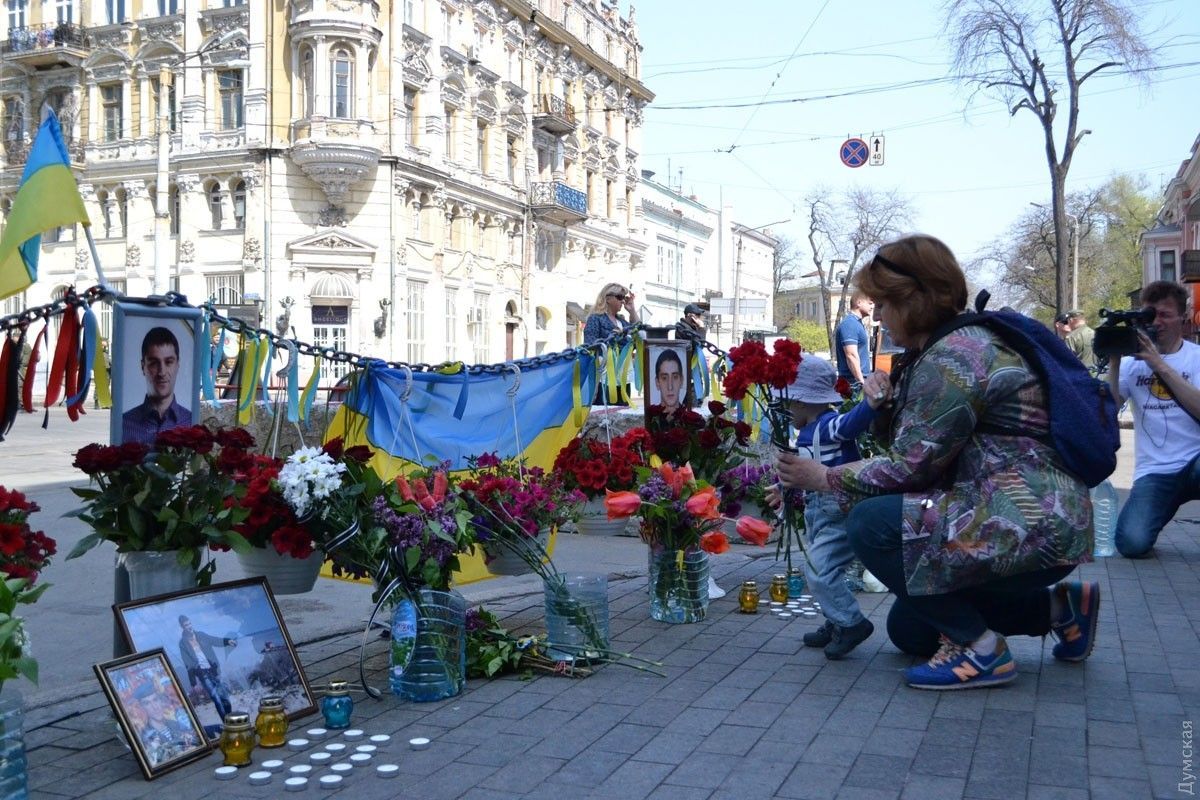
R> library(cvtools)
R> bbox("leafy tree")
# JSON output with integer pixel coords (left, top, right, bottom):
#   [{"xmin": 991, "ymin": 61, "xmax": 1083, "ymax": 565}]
[
  {"xmin": 784, "ymin": 318, "xmax": 830, "ymax": 355},
  {"xmin": 945, "ymin": 0, "xmax": 1153, "ymax": 317}
]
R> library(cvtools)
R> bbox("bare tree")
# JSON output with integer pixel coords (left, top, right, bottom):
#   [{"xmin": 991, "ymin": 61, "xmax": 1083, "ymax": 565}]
[
  {"xmin": 771, "ymin": 234, "xmax": 802, "ymax": 296},
  {"xmin": 944, "ymin": 0, "xmax": 1153, "ymax": 316},
  {"xmin": 805, "ymin": 187, "xmax": 914, "ymax": 352}
]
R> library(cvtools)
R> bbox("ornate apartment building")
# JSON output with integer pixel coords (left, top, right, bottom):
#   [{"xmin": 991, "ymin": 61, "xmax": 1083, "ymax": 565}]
[{"xmin": 0, "ymin": 0, "xmax": 652, "ymax": 380}]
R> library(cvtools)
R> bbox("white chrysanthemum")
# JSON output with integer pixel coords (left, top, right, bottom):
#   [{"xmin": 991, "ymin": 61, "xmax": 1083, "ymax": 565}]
[{"xmin": 278, "ymin": 449, "xmax": 346, "ymax": 518}]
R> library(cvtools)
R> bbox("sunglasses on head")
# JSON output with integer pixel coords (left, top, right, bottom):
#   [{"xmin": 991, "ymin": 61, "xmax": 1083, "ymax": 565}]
[{"xmin": 608, "ymin": 291, "xmax": 628, "ymax": 301}]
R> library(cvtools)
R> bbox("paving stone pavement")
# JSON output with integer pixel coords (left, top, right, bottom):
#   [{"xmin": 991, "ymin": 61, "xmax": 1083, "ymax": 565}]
[{"xmin": 22, "ymin": 515, "xmax": 1200, "ymax": 800}]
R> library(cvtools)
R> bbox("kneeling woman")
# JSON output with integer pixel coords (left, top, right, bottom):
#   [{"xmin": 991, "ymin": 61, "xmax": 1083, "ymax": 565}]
[{"xmin": 776, "ymin": 234, "xmax": 1099, "ymax": 690}]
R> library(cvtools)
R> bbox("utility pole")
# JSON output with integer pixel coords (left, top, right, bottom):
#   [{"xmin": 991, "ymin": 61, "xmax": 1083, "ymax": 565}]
[{"xmin": 732, "ymin": 218, "xmax": 789, "ymax": 345}]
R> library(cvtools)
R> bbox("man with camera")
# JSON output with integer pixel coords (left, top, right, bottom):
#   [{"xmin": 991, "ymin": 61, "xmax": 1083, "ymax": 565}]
[{"xmin": 1104, "ymin": 281, "xmax": 1200, "ymax": 558}]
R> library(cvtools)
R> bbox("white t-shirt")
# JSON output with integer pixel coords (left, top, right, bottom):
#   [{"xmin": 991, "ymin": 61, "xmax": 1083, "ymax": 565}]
[{"xmin": 1118, "ymin": 339, "xmax": 1200, "ymax": 480}]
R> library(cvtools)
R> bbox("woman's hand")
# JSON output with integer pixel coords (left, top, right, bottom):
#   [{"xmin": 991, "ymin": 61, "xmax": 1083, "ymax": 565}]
[
  {"xmin": 623, "ymin": 291, "xmax": 639, "ymax": 323},
  {"xmin": 863, "ymin": 370, "xmax": 892, "ymax": 409},
  {"xmin": 764, "ymin": 484, "xmax": 782, "ymax": 510},
  {"xmin": 776, "ymin": 451, "xmax": 829, "ymax": 491}
]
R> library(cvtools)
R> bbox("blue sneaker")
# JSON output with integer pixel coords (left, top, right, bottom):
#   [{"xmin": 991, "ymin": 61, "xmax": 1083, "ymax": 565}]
[
  {"xmin": 904, "ymin": 635, "xmax": 1017, "ymax": 691},
  {"xmin": 1051, "ymin": 581, "xmax": 1100, "ymax": 662}
]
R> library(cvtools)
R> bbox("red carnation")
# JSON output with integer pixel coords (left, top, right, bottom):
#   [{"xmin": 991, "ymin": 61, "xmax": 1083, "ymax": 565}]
[{"xmin": 834, "ymin": 377, "xmax": 852, "ymax": 398}]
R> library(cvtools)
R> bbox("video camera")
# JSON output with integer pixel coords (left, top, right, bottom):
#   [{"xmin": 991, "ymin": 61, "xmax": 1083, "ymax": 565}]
[{"xmin": 1093, "ymin": 306, "xmax": 1157, "ymax": 359}]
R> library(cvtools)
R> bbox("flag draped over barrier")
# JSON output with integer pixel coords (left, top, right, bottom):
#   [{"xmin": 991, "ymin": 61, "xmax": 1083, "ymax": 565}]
[{"xmin": 0, "ymin": 110, "xmax": 90, "ymax": 301}]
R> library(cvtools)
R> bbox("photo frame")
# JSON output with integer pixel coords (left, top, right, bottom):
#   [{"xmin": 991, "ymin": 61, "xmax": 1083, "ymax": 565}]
[
  {"xmin": 114, "ymin": 577, "xmax": 316, "ymax": 739},
  {"xmin": 642, "ymin": 338, "xmax": 695, "ymax": 426},
  {"xmin": 93, "ymin": 649, "xmax": 210, "ymax": 780},
  {"xmin": 109, "ymin": 300, "xmax": 203, "ymax": 446}
]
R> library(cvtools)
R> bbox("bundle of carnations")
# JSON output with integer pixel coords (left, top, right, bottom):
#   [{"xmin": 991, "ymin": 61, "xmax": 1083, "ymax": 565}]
[
  {"xmin": 68, "ymin": 426, "xmax": 250, "ymax": 585},
  {"xmin": 0, "ymin": 487, "xmax": 56, "ymax": 692},
  {"xmin": 459, "ymin": 453, "xmax": 584, "ymax": 576},
  {"xmin": 553, "ymin": 429, "xmax": 652, "ymax": 535},
  {"xmin": 606, "ymin": 463, "xmax": 771, "ymax": 623},
  {"xmin": 722, "ymin": 338, "xmax": 805, "ymax": 573},
  {"xmin": 643, "ymin": 400, "xmax": 752, "ymax": 485}
]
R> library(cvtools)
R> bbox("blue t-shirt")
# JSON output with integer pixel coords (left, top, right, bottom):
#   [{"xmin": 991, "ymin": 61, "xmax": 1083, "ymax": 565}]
[{"xmin": 834, "ymin": 314, "xmax": 869, "ymax": 382}]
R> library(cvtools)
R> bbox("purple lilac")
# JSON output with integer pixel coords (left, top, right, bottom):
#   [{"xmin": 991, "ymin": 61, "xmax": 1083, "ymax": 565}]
[{"xmin": 639, "ymin": 473, "xmax": 672, "ymax": 503}]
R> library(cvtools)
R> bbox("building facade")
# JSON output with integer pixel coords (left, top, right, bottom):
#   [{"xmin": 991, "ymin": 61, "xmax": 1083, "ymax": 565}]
[
  {"xmin": 1141, "ymin": 133, "xmax": 1200, "ymax": 292},
  {"xmin": 0, "ymin": 0, "xmax": 653, "ymax": 380}
]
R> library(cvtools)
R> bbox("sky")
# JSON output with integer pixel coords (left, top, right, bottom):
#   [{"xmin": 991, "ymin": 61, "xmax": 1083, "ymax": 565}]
[{"xmin": 630, "ymin": 0, "xmax": 1200, "ymax": 276}]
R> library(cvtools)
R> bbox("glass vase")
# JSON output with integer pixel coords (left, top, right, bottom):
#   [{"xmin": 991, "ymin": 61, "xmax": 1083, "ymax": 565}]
[
  {"xmin": 647, "ymin": 546, "xmax": 709, "ymax": 624},
  {"xmin": 122, "ymin": 550, "xmax": 197, "ymax": 601},
  {"xmin": 390, "ymin": 589, "xmax": 466, "ymax": 703},
  {"xmin": 543, "ymin": 573, "xmax": 609, "ymax": 661},
  {"xmin": 0, "ymin": 688, "xmax": 27, "ymax": 800}
]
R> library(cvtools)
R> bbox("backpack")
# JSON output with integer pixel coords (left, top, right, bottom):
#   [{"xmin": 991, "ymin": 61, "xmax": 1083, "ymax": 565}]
[{"xmin": 919, "ymin": 291, "xmax": 1119, "ymax": 488}]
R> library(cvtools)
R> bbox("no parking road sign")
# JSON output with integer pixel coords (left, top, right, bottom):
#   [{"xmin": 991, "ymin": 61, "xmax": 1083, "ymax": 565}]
[{"xmin": 840, "ymin": 137, "xmax": 869, "ymax": 168}]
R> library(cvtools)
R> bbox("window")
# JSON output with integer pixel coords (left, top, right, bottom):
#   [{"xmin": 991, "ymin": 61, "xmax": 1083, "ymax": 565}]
[
  {"xmin": 206, "ymin": 273, "xmax": 243, "ymax": 305},
  {"xmin": 506, "ymin": 135, "xmax": 518, "ymax": 182},
  {"xmin": 330, "ymin": 48, "xmax": 353, "ymax": 118},
  {"xmin": 96, "ymin": 279, "xmax": 125, "ymax": 342},
  {"xmin": 7, "ymin": 0, "xmax": 26, "ymax": 30},
  {"xmin": 101, "ymin": 84, "xmax": 122, "ymax": 142},
  {"xmin": 218, "ymin": 70, "xmax": 243, "ymax": 130},
  {"xmin": 150, "ymin": 76, "xmax": 177, "ymax": 132},
  {"xmin": 404, "ymin": 0, "xmax": 415, "ymax": 26},
  {"xmin": 445, "ymin": 288, "xmax": 458, "ymax": 355},
  {"xmin": 221, "ymin": 0, "xmax": 246, "ymax": 6},
  {"xmin": 312, "ymin": 306, "xmax": 349, "ymax": 382},
  {"xmin": 406, "ymin": 280, "xmax": 425, "ymax": 362},
  {"xmin": 656, "ymin": 241, "xmax": 670, "ymax": 284},
  {"xmin": 586, "ymin": 170, "xmax": 595, "ymax": 213},
  {"xmin": 105, "ymin": 0, "xmax": 124, "ymax": 24},
  {"xmin": 1161, "ymin": 250, "xmax": 1177, "ymax": 283},
  {"xmin": 410, "ymin": 199, "xmax": 423, "ymax": 239},
  {"xmin": 443, "ymin": 8, "xmax": 454, "ymax": 44},
  {"xmin": 231, "ymin": 180, "xmax": 245, "ymax": 229},
  {"xmin": 403, "ymin": 88, "xmax": 416, "ymax": 146},
  {"xmin": 476, "ymin": 121, "xmax": 487, "ymax": 172},
  {"xmin": 606, "ymin": 180, "xmax": 614, "ymax": 219},
  {"xmin": 96, "ymin": 189, "xmax": 111, "ymax": 237},
  {"xmin": 449, "ymin": 210, "xmax": 465, "ymax": 250},
  {"xmin": 443, "ymin": 106, "xmax": 455, "ymax": 160},
  {"xmin": 3, "ymin": 97, "xmax": 22, "ymax": 143},
  {"xmin": 115, "ymin": 187, "xmax": 127, "ymax": 236},
  {"xmin": 207, "ymin": 182, "xmax": 222, "ymax": 229},
  {"xmin": 43, "ymin": 226, "xmax": 61, "ymax": 243},
  {"xmin": 54, "ymin": 0, "xmax": 73, "ymax": 23},
  {"xmin": 470, "ymin": 292, "xmax": 488, "ymax": 364},
  {"xmin": 299, "ymin": 48, "xmax": 314, "ymax": 117},
  {"xmin": 156, "ymin": 0, "xmax": 176, "ymax": 14},
  {"xmin": 169, "ymin": 185, "xmax": 179, "ymax": 235},
  {"xmin": 535, "ymin": 307, "xmax": 549, "ymax": 330}
]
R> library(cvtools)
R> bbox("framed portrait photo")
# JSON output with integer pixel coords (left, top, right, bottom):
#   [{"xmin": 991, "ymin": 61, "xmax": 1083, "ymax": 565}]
[
  {"xmin": 109, "ymin": 301, "xmax": 203, "ymax": 447},
  {"xmin": 115, "ymin": 578, "xmax": 316, "ymax": 739},
  {"xmin": 93, "ymin": 649, "xmax": 210, "ymax": 780},
  {"xmin": 643, "ymin": 339, "xmax": 694, "ymax": 425}
]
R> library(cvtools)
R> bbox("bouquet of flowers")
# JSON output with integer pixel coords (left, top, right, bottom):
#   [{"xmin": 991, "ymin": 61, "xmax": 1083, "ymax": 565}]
[
  {"xmin": 272, "ymin": 439, "xmax": 376, "ymax": 557},
  {"xmin": 68, "ymin": 426, "xmax": 250, "ymax": 583},
  {"xmin": 717, "ymin": 463, "xmax": 778, "ymax": 521},
  {"xmin": 0, "ymin": 486, "xmax": 55, "ymax": 692},
  {"xmin": 722, "ymin": 338, "xmax": 805, "ymax": 573},
  {"xmin": 643, "ymin": 401, "xmax": 752, "ymax": 485},
  {"xmin": 553, "ymin": 429, "xmax": 652, "ymax": 501},
  {"xmin": 459, "ymin": 453, "xmax": 585, "ymax": 569},
  {"xmin": 465, "ymin": 607, "xmax": 594, "ymax": 679}
]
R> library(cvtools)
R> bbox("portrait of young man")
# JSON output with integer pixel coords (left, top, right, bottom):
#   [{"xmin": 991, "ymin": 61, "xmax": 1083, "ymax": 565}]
[{"xmin": 121, "ymin": 324, "xmax": 193, "ymax": 445}]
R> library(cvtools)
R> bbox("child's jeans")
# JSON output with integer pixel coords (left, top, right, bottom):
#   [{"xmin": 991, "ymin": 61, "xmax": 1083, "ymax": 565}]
[{"xmin": 802, "ymin": 491, "xmax": 867, "ymax": 628}]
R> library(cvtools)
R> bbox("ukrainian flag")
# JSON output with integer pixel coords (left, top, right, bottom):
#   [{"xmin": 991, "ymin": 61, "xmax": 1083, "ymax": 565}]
[{"xmin": 0, "ymin": 110, "xmax": 90, "ymax": 301}]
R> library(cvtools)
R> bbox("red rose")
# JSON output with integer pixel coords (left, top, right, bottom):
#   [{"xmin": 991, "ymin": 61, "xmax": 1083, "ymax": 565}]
[
  {"xmin": 215, "ymin": 427, "xmax": 255, "ymax": 450},
  {"xmin": 322, "ymin": 437, "xmax": 346, "ymax": 460},
  {"xmin": 834, "ymin": 377, "xmax": 852, "ymax": 398},
  {"xmin": 698, "ymin": 429, "xmax": 720, "ymax": 450},
  {"xmin": 155, "ymin": 425, "xmax": 216, "ymax": 454},
  {"xmin": 707, "ymin": 400, "xmax": 727, "ymax": 416},
  {"xmin": 343, "ymin": 445, "xmax": 374, "ymax": 463}
]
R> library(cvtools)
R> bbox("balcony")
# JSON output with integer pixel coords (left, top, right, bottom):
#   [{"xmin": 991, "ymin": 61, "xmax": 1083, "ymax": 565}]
[
  {"xmin": 533, "ymin": 95, "xmax": 577, "ymax": 135},
  {"xmin": 530, "ymin": 181, "xmax": 587, "ymax": 225},
  {"xmin": 290, "ymin": 117, "xmax": 381, "ymax": 205},
  {"xmin": 2, "ymin": 23, "xmax": 89, "ymax": 67},
  {"xmin": 1183, "ymin": 250, "xmax": 1200, "ymax": 283}
]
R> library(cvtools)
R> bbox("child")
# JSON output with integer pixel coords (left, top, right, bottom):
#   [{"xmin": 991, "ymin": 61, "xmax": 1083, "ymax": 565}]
[{"xmin": 783, "ymin": 355, "xmax": 890, "ymax": 660}]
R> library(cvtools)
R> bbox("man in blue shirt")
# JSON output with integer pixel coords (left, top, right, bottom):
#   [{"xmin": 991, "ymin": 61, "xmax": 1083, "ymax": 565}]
[
  {"xmin": 122, "ymin": 326, "xmax": 192, "ymax": 445},
  {"xmin": 834, "ymin": 290, "xmax": 874, "ymax": 388}
]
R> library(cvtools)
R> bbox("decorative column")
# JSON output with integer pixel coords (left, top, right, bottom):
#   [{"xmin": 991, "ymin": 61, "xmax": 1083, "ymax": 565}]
[
  {"xmin": 175, "ymin": 173, "xmax": 203, "ymax": 274},
  {"xmin": 312, "ymin": 36, "xmax": 329, "ymax": 118}
]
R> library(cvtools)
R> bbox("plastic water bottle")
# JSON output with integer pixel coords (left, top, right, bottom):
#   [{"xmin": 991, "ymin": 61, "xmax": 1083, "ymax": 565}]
[
  {"xmin": 1091, "ymin": 479, "xmax": 1118, "ymax": 558},
  {"xmin": 388, "ymin": 599, "xmax": 417, "ymax": 696}
]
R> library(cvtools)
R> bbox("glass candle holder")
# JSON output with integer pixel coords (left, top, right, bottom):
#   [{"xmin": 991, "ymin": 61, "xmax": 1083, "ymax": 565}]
[
  {"xmin": 219, "ymin": 713, "xmax": 256, "ymax": 767},
  {"xmin": 321, "ymin": 680, "xmax": 353, "ymax": 730},
  {"xmin": 738, "ymin": 581, "xmax": 759, "ymax": 613},
  {"xmin": 254, "ymin": 696, "xmax": 288, "ymax": 748},
  {"xmin": 768, "ymin": 575, "xmax": 789, "ymax": 603},
  {"xmin": 787, "ymin": 568, "xmax": 806, "ymax": 598}
]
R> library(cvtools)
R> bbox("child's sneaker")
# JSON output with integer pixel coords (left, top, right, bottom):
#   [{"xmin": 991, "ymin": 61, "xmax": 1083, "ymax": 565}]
[
  {"xmin": 904, "ymin": 635, "xmax": 1017, "ymax": 690},
  {"xmin": 802, "ymin": 620, "xmax": 835, "ymax": 648},
  {"xmin": 1050, "ymin": 581, "xmax": 1100, "ymax": 662},
  {"xmin": 824, "ymin": 618, "xmax": 874, "ymax": 660}
]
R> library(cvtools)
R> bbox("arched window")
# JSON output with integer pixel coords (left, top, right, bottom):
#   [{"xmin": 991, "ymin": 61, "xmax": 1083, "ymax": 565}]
[
  {"xmin": 231, "ymin": 180, "xmax": 245, "ymax": 229},
  {"xmin": 300, "ymin": 46, "xmax": 314, "ymax": 117},
  {"xmin": 535, "ymin": 307, "xmax": 550, "ymax": 331},
  {"xmin": 330, "ymin": 47, "xmax": 353, "ymax": 118},
  {"xmin": 169, "ymin": 185, "xmax": 179, "ymax": 235},
  {"xmin": 95, "ymin": 189, "xmax": 110, "ymax": 237},
  {"xmin": 207, "ymin": 182, "xmax": 222, "ymax": 229},
  {"xmin": 115, "ymin": 186, "xmax": 127, "ymax": 236}
]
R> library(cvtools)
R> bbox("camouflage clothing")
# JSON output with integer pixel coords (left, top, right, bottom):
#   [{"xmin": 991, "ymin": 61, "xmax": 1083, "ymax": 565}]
[{"xmin": 828, "ymin": 324, "xmax": 1093, "ymax": 596}]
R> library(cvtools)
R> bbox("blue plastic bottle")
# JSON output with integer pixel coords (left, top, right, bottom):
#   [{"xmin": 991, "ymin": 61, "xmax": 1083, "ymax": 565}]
[
  {"xmin": 389, "ymin": 599, "xmax": 418, "ymax": 696},
  {"xmin": 1090, "ymin": 479, "xmax": 1118, "ymax": 558}
]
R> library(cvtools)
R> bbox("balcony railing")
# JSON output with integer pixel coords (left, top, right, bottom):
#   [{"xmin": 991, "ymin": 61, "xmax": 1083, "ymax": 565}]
[
  {"xmin": 533, "ymin": 94, "xmax": 577, "ymax": 135},
  {"xmin": 530, "ymin": 181, "xmax": 588, "ymax": 224},
  {"xmin": 2, "ymin": 22, "xmax": 89, "ymax": 57}
]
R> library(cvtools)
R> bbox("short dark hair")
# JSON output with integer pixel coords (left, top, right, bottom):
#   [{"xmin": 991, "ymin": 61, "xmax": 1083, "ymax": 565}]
[
  {"xmin": 142, "ymin": 326, "xmax": 180, "ymax": 359},
  {"xmin": 655, "ymin": 348, "xmax": 683, "ymax": 378},
  {"xmin": 1141, "ymin": 280, "xmax": 1188, "ymax": 316}
]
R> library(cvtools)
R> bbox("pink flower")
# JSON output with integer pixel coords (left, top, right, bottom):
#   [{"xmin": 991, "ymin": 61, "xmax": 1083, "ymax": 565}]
[
  {"xmin": 735, "ymin": 516, "xmax": 772, "ymax": 547},
  {"xmin": 604, "ymin": 490, "xmax": 641, "ymax": 519}
]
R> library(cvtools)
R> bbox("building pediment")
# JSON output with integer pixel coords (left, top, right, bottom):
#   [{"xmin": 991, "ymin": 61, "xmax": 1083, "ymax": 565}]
[{"xmin": 287, "ymin": 229, "xmax": 378, "ymax": 268}]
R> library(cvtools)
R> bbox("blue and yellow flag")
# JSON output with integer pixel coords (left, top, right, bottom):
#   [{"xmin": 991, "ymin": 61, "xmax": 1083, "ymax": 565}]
[{"xmin": 0, "ymin": 110, "xmax": 90, "ymax": 301}]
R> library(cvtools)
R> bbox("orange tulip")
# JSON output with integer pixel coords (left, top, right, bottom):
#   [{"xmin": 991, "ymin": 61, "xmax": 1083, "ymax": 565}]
[
  {"xmin": 604, "ymin": 489, "xmax": 641, "ymax": 519},
  {"xmin": 684, "ymin": 486, "xmax": 721, "ymax": 520},
  {"xmin": 699, "ymin": 531, "xmax": 730, "ymax": 555},
  {"xmin": 678, "ymin": 464, "xmax": 695, "ymax": 485},
  {"xmin": 735, "ymin": 516, "xmax": 772, "ymax": 547},
  {"xmin": 658, "ymin": 463, "xmax": 683, "ymax": 496}
]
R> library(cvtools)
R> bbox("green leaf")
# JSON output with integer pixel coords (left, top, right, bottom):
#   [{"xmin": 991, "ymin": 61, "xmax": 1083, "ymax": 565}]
[
  {"xmin": 223, "ymin": 531, "xmax": 252, "ymax": 554},
  {"xmin": 66, "ymin": 531, "xmax": 105, "ymax": 560},
  {"xmin": 13, "ymin": 656, "xmax": 37, "ymax": 684},
  {"xmin": 486, "ymin": 656, "xmax": 504, "ymax": 676}
]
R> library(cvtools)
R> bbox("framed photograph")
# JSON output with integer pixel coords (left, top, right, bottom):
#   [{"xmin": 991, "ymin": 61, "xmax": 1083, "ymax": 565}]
[
  {"xmin": 115, "ymin": 577, "xmax": 316, "ymax": 739},
  {"xmin": 643, "ymin": 339, "xmax": 694, "ymax": 424},
  {"xmin": 93, "ymin": 649, "xmax": 210, "ymax": 780},
  {"xmin": 109, "ymin": 300, "xmax": 203, "ymax": 446}
]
